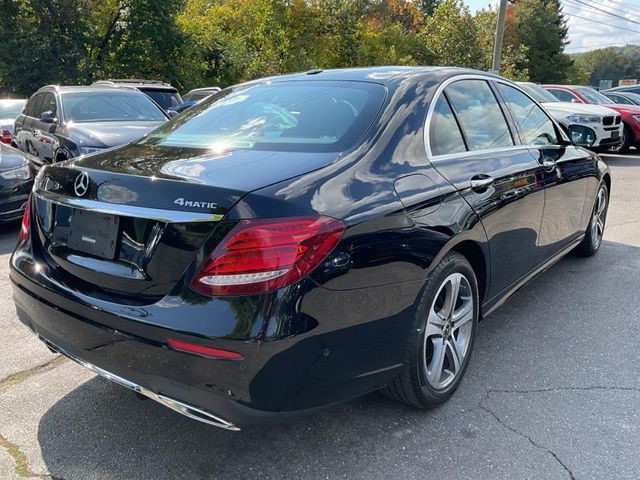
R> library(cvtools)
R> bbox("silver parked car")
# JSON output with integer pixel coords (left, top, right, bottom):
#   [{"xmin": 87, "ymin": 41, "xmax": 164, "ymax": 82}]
[{"xmin": 0, "ymin": 99, "xmax": 27, "ymax": 144}]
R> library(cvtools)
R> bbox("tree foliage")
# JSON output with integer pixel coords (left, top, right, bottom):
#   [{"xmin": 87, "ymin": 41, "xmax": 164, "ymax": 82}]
[{"xmin": 0, "ymin": 0, "xmax": 587, "ymax": 96}]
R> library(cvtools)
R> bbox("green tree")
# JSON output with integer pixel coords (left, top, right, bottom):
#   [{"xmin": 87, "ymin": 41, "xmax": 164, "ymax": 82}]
[
  {"xmin": 420, "ymin": 0, "xmax": 482, "ymax": 68},
  {"xmin": 0, "ymin": 0, "xmax": 93, "ymax": 95},
  {"xmin": 505, "ymin": 0, "xmax": 572, "ymax": 83},
  {"xmin": 474, "ymin": 8, "xmax": 528, "ymax": 80}
]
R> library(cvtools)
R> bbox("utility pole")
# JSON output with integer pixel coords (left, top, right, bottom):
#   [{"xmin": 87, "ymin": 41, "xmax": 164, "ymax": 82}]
[{"xmin": 491, "ymin": 0, "xmax": 509, "ymax": 74}]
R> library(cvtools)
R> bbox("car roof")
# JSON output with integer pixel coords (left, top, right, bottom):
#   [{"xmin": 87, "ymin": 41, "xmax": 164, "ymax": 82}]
[
  {"xmin": 239, "ymin": 66, "xmax": 505, "ymax": 88},
  {"xmin": 92, "ymin": 79, "xmax": 178, "ymax": 91},
  {"xmin": 607, "ymin": 85, "xmax": 640, "ymax": 92},
  {"xmin": 35, "ymin": 85, "xmax": 151, "ymax": 95}
]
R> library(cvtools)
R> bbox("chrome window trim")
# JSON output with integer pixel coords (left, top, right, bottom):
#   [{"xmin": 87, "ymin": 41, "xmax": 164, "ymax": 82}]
[
  {"xmin": 33, "ymin": 189, "xmax": 223, "ymax": 223},
  {"xmin": 424, "ymin": 74, "xmax": 564, "ymax": 162}
]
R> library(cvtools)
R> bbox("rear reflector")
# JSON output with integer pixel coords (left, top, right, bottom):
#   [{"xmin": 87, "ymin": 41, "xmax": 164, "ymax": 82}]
[
  {"xmin": 190, "ymin": 215, "xmax": 345, "ymax": 296},
  {"xmin": 166, "ymin": 338, "xmax": 243, "ymax": 360},
  {"xmin": 19, "ymin": 196, "xmax": 31, "ymax": 240}
]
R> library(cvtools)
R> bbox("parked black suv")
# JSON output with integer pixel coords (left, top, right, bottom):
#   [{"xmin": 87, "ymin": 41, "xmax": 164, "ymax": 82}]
[
  {"xmin": 12, "ymin": 86, "xmax": 168, "ymax": 165},
  {"xmin": 92, "ymin": 79, "xmax": 183, "ymax": 112}
]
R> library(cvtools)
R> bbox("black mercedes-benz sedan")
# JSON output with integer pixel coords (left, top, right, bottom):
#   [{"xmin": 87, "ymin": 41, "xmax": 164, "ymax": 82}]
[
  {"xmin": 11, "ymin": 67, "xmax": 610, "ymax": 430},
  {"xmin": 0, "ymin": 143, "xmax": 34, "ymax": 222}
]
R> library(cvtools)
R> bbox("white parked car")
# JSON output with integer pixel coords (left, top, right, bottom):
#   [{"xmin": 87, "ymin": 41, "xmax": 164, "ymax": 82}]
[
  {"xmin": 517, "ymin": 82, "xmax": 622, "ymax": 151},
  {"xmin": 0, "ymin": 99, "xmax": 27, "ymax": 144}
]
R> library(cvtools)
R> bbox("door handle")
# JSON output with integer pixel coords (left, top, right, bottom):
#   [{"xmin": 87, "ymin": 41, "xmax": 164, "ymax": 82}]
[
  {"xmin": 470, "ymin": 175, "xmax": 494, "ymax": 192},
  {"xmin": 540, "ymin": 159, "xmax": 557, "ymax": 171}
]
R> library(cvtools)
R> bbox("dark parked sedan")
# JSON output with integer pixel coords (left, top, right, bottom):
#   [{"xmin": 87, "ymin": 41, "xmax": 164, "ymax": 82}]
[
  {"xmin": 0, "ymin": 143, "xmax": 34, "ymax": 222},
  {"xmin": 12, "ymin": 86, "xmax": 168, "ymax": 165},
  {"xmin": 11, "ymin": 67, "xmax": 610, "ymax": 430}
]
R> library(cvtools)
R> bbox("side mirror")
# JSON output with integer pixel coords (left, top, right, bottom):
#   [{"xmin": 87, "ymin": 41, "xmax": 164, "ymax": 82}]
[
  {"xmin": 567, "ymin": 124, "xmax": 596, "ymax": 147},
  {"xmin": 570, "ymin": 98, "xmax": 582, "ymax": 104},
  {"xmin": 39, "ymin": 111, "xmax": 55, "ymax": 123},
  {"xmin": 167, "ymin": 109, "xmax": 179, "ymax": 118}
]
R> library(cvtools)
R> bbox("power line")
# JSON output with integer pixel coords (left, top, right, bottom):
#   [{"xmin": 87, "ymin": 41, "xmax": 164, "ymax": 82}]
[
  {"xmin": 563, "ymin": 0, "xmax": 640, "ymax": 26},
  {"xmin": 562, "ymin": 10, "xmax": 640, "ymax": 35}
]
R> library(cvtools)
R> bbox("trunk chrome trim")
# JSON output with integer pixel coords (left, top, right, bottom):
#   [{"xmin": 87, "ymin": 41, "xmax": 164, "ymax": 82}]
[
  {"xmin": 33, "ymin": 189, "xmax": 224, "ymax": 223},
  {"xmin": 41, "ymin": 337, "xmax": 241, "ymax": 431}
]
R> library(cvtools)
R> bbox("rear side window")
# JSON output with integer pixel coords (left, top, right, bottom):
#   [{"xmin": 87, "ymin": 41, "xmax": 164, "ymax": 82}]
[
  {"xmin": 498, "ymin": 84, "xmax": 557, "ymax": 145},
  {"xmin": 140, "ymin": 89, "xmax": 182, "ymax": 110},
  {"xmin": 445, "ymin": 80, "xmax": 513, "ymax": 151},
  {"xmin": 429, "ymin": 95, "xmax": 466, "ymax": 156},
  {"xmin": 606, "ymin": 94, "xmax": 630, "ymax": 104},
  {"xmin": 547, "ymin": 88, "xmax": 576, "ymax": 102},
  {"xmin": 144, "ymin": 81, "xmax": 386, "ymax": 153}
]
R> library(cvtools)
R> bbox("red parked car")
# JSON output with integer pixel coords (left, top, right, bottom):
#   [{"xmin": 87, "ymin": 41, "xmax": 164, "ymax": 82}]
[{"xmin": 543, "ymin": 84, "xmax": 640, "ymax": 153}]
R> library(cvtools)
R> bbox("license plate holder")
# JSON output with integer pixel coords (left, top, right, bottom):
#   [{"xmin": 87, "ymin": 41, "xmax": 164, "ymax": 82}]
[
  {"xmin": 611, "ymin": 130, "xmax": 620, "ymax": 140},
  {"xmin": 67, "ymin": 210, "xmax": 119, "ymax": 259}
]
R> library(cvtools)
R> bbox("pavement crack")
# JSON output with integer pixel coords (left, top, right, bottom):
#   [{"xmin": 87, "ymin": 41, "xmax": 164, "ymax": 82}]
[
  {"xmin": 479, "ymin": 402, "xmax": 576, "ymax": 480},
  {"xmin": 487, "ymin": 386, "xmax": 640, "ymax": 395},
  {"xmin": 0, "ymin": 356, "xmax": 66, "ymax": 394},
  {"xmin": 0, "ymin": 433, "xmax": 50, "ymax": 479}
]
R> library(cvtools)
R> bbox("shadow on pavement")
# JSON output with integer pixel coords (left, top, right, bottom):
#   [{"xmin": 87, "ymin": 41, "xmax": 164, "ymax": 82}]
[
  {"xmin": 35, "ymin": 240, "xmax": 640, "ymax": 479},
  {"xmin": 0, "ymin": 221, "xmax": 19, "ymax": 256}
]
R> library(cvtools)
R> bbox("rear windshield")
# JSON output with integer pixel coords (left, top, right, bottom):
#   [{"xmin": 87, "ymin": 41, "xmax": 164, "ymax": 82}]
[
  {"xmin": 62, "ymin": 92, "xmax": 167, "ymax": 123},
  {"xmin": 0, "ymin": 99, "xmax": 26, "ymax": 118},
  {"xmin": 140, "ymin": 89, "xmax": 182, "ymax": 110},
  {"xmin": 143, "ymin": 81, "xmax": 386, "ymax": 152}
]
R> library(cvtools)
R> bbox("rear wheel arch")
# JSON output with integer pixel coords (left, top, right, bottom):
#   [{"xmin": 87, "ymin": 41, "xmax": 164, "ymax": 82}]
[
  {"xmin": 449, "ymin": 240, "xmax": 489, "ymax": 310},
  {"xmin": 602, "ymin": 173, "xmax": 611, "ymax": 196}
]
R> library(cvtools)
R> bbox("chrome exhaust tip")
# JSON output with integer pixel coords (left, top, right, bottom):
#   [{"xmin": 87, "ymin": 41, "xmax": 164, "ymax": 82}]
[{"xmin": 42, "ymin": 338, "xmax": 240, "ymax": 431}]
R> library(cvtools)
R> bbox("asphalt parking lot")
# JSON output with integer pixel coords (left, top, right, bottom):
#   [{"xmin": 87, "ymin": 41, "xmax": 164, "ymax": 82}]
[{"xmin": 1, "ymin": 153, "xmax": 639, "ymax": 480}]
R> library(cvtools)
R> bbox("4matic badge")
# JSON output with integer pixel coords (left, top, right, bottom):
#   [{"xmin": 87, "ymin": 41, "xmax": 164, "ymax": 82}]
[{"xmin": 174, "ymin": 197, "xmax": 218, "ymax": 209}]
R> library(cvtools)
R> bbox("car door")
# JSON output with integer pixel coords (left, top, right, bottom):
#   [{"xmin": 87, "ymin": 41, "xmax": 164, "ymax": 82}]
[
  {"xmin": 14, "ymin": 94, "xmax": 42, "ymax": 154},
  {"xmin": 496, "ymin": 82, "xmax": 594, "ymax": 261},
  {"xmin": 31, "ymin": 92, "xmax": 59, "ymax": 163},
  {"xmin": 427, "ymin": 78, "xmax": 546, "ymax": 300}
]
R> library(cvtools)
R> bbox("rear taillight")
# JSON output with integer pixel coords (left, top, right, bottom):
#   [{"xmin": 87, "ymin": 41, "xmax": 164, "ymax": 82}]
[
  {"xmin": 1, "ymin": 130, "xmax": 11, "ymax": 144},
  {"xmin": 190, "ymin": 215, "xmax": 345, "ymax": 296},
  {"xmin": 19, "ymin": 196, "xmax": 31, "ymax": 240}
]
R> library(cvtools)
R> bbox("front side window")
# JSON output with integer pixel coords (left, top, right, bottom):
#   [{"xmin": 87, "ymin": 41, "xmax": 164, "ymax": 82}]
[
  {"xmin": 445, "ymin": 80, "xmax": 513, "ymax": 151},
  {"xmin": 606, "ymin": 93, "xmax": 632, "ymax": 105},
  {"xmin": 144, "ymin": 81, "xmax": 386, "ymax": 153},
  {"xmin": 61, "ymin": 92, "xmax": 167, "ymax": 122},
  {"xmin": 429, "ymin": 94, "xmax": 466, "ymax": 156},
  {"xmin": 26, "ymin": 94, "xmax": 44, "ymax": 118},
  {"xmin": 574, "ymin": 87, "xmax": 613, "ymax": 105},
  {"xmin": 40, "ymin": 93, "xmax": 57, "ymax": 118},
  {"xmin": 498, "ymin": 84, "xmax": 558, "ymax": 146}
]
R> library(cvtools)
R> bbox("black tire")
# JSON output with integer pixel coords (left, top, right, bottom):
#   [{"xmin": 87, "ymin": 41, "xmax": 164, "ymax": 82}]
[
  {"xmin": 574, "ymin": 183, "xmax": 609, "ymax": 257},
  {"xmin": 608, "ymin": 124, "xmax": 631, "ymax": 154},
  {"xmin": 382, "ymin": 251, "xmax": 479, "ymax": 408}
]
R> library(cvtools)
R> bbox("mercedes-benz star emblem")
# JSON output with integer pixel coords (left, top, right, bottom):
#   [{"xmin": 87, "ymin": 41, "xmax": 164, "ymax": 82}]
[{"xmin": 74, "ymin": 172, "xmax": 90, "ymax": 197}]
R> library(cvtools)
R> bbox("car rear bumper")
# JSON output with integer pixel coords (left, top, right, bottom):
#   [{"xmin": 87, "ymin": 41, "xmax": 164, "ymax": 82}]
[
  {"xmin": 11, "ymin": 275, "xmax": 330, "ymax": 429},
  {"xmin": 10, "ymin": 246, "xmax": 413, "ymax": 428}
]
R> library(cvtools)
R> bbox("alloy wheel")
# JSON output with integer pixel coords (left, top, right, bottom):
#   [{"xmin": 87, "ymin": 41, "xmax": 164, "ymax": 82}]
[
  {"xmin": 423, "ymin": 272, "xmax": 474, "ymax": 390},
  {"xmin": 591, "ymin": 186, "xmax": 607, "ymax": 248}
]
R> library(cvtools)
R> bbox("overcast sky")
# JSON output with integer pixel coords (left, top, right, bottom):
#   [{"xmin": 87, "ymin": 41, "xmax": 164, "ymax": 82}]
[{"xmin": 463, "ymin": 0, "xmax": 640, "ymax": 53}]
